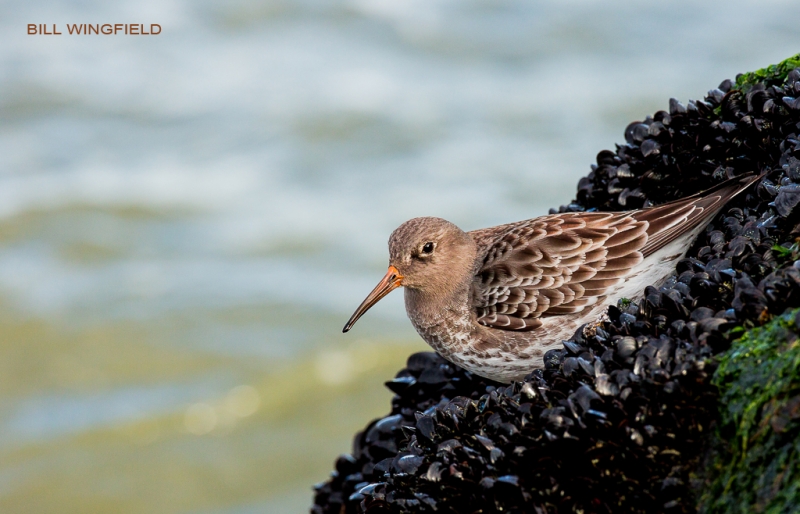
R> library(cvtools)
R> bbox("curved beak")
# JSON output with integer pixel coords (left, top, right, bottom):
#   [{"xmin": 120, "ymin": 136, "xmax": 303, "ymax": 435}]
[{"xmin": 343, "ymin": 265, "xmax": 404, "ymax": 333}]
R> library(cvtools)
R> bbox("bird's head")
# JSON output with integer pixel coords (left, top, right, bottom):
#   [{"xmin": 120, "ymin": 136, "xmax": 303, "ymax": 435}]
[{"xmin": 343, "ymin": 217, "xmax": 475, "ymax": 332}]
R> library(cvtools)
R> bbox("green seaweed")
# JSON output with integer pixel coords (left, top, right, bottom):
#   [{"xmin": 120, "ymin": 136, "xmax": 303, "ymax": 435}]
[
  {"xmin": 733, "ymin": 53, "xmax": 800, "ymax": 92},
  {"xmin": 697, "ymin": 309, "xmax": 800, "ymax": 513},
  {"xmin": 771, "ymin": 242, "xmax": 800, "ymax": 266}
]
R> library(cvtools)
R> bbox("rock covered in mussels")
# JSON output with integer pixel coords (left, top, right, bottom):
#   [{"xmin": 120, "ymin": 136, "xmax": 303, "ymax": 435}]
[
  {"xmin": 312, "ymin": 55, "xmax": 800, "ymax": 514},
  {"xmin": 311, "ymin": 354, "xmax": 497, "ymax": 514}
]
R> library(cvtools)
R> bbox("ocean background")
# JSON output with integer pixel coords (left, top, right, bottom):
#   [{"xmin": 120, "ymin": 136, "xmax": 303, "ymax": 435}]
[{"xmin": 0, "ymin": 1, "xmax": 797, "ymax": 512}]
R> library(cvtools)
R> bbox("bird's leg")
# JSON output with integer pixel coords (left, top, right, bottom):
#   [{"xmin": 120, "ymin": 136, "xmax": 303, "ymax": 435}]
[{"xmin": 581, "ymin": 310, "xmax": 611, "ymax": 338}]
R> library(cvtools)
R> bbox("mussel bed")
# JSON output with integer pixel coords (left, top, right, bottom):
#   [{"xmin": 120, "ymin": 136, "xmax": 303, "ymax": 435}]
[{"xmin": 312, "ymin": 55, "xmax": 800, "ymax": 513}]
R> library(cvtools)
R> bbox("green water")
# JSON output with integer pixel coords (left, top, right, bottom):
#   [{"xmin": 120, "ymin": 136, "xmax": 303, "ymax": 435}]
[{"xmin": 0, "ymin": 298, "xmax": 426, "ymax": 513}]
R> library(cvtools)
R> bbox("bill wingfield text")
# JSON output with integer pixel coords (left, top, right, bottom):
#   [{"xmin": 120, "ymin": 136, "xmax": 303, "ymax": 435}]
[{"xmin": 28, "ymin": 24, "xmax": 162, "ymax": 35}]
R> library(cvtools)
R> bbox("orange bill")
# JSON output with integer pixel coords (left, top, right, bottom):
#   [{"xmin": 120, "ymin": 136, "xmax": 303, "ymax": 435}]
[{"xmin": 343, "ymin": 266, "xmax": 404, "ymax": 333}]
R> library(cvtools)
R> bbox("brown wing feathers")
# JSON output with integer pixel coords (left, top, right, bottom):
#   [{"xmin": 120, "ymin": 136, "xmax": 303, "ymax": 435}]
[
  {"xmin": 471, "ymin": 174, "xmax": 759, "ymax": 332},
  {"xmin": 473, "ymin": 213, "xmax": 648, "ymax": 331},
  {"xmin": 636, "ymin": 174, "xmax": 758, "ymax": 257}
]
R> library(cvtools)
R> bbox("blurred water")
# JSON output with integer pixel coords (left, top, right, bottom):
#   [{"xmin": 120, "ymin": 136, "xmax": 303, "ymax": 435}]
[{"xmin": 0, "ymin": 0, "xmax": 798, "ymax": 512}]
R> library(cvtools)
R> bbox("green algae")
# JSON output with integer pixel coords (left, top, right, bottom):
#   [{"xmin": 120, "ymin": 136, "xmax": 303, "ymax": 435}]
[
  {"xmin": 698, "ymin": 309, "xmax": 800, "ymax": 513},
  {"xmin": 733, "ymin": 53, "xmax": 800, "ymax": 92}
]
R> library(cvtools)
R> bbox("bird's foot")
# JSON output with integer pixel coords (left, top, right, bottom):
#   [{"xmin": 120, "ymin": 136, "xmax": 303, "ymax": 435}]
[{"xmin": 582, "ymin": 311, "xmax": 610, "ymax": 338}]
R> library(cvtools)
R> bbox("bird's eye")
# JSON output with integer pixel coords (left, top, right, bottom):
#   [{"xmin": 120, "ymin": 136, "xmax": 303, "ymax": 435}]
[{"xmin": 421, "ymin": 242, "xmax": 435, "ymax": 254}]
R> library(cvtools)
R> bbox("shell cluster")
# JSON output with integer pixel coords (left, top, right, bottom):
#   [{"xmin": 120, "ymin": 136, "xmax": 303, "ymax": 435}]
[{"xmin": 313, "ymin": 58, "xmax": 800, "ymax": 513}]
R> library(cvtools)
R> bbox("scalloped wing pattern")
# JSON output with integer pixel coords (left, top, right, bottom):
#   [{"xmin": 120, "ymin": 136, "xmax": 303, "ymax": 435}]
[
  {"xmin": 469, "ymin": 174, "xmax": 759, "ymax": 332},
  {"xmin": 471, "ymin": 212, "xmax": 647, "ymax": 331}
]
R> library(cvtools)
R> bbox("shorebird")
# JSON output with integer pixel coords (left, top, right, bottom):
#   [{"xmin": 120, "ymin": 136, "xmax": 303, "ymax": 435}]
[{"xmin": 343, "ymin": 174, "xmax": 761, "ymax": 383}]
